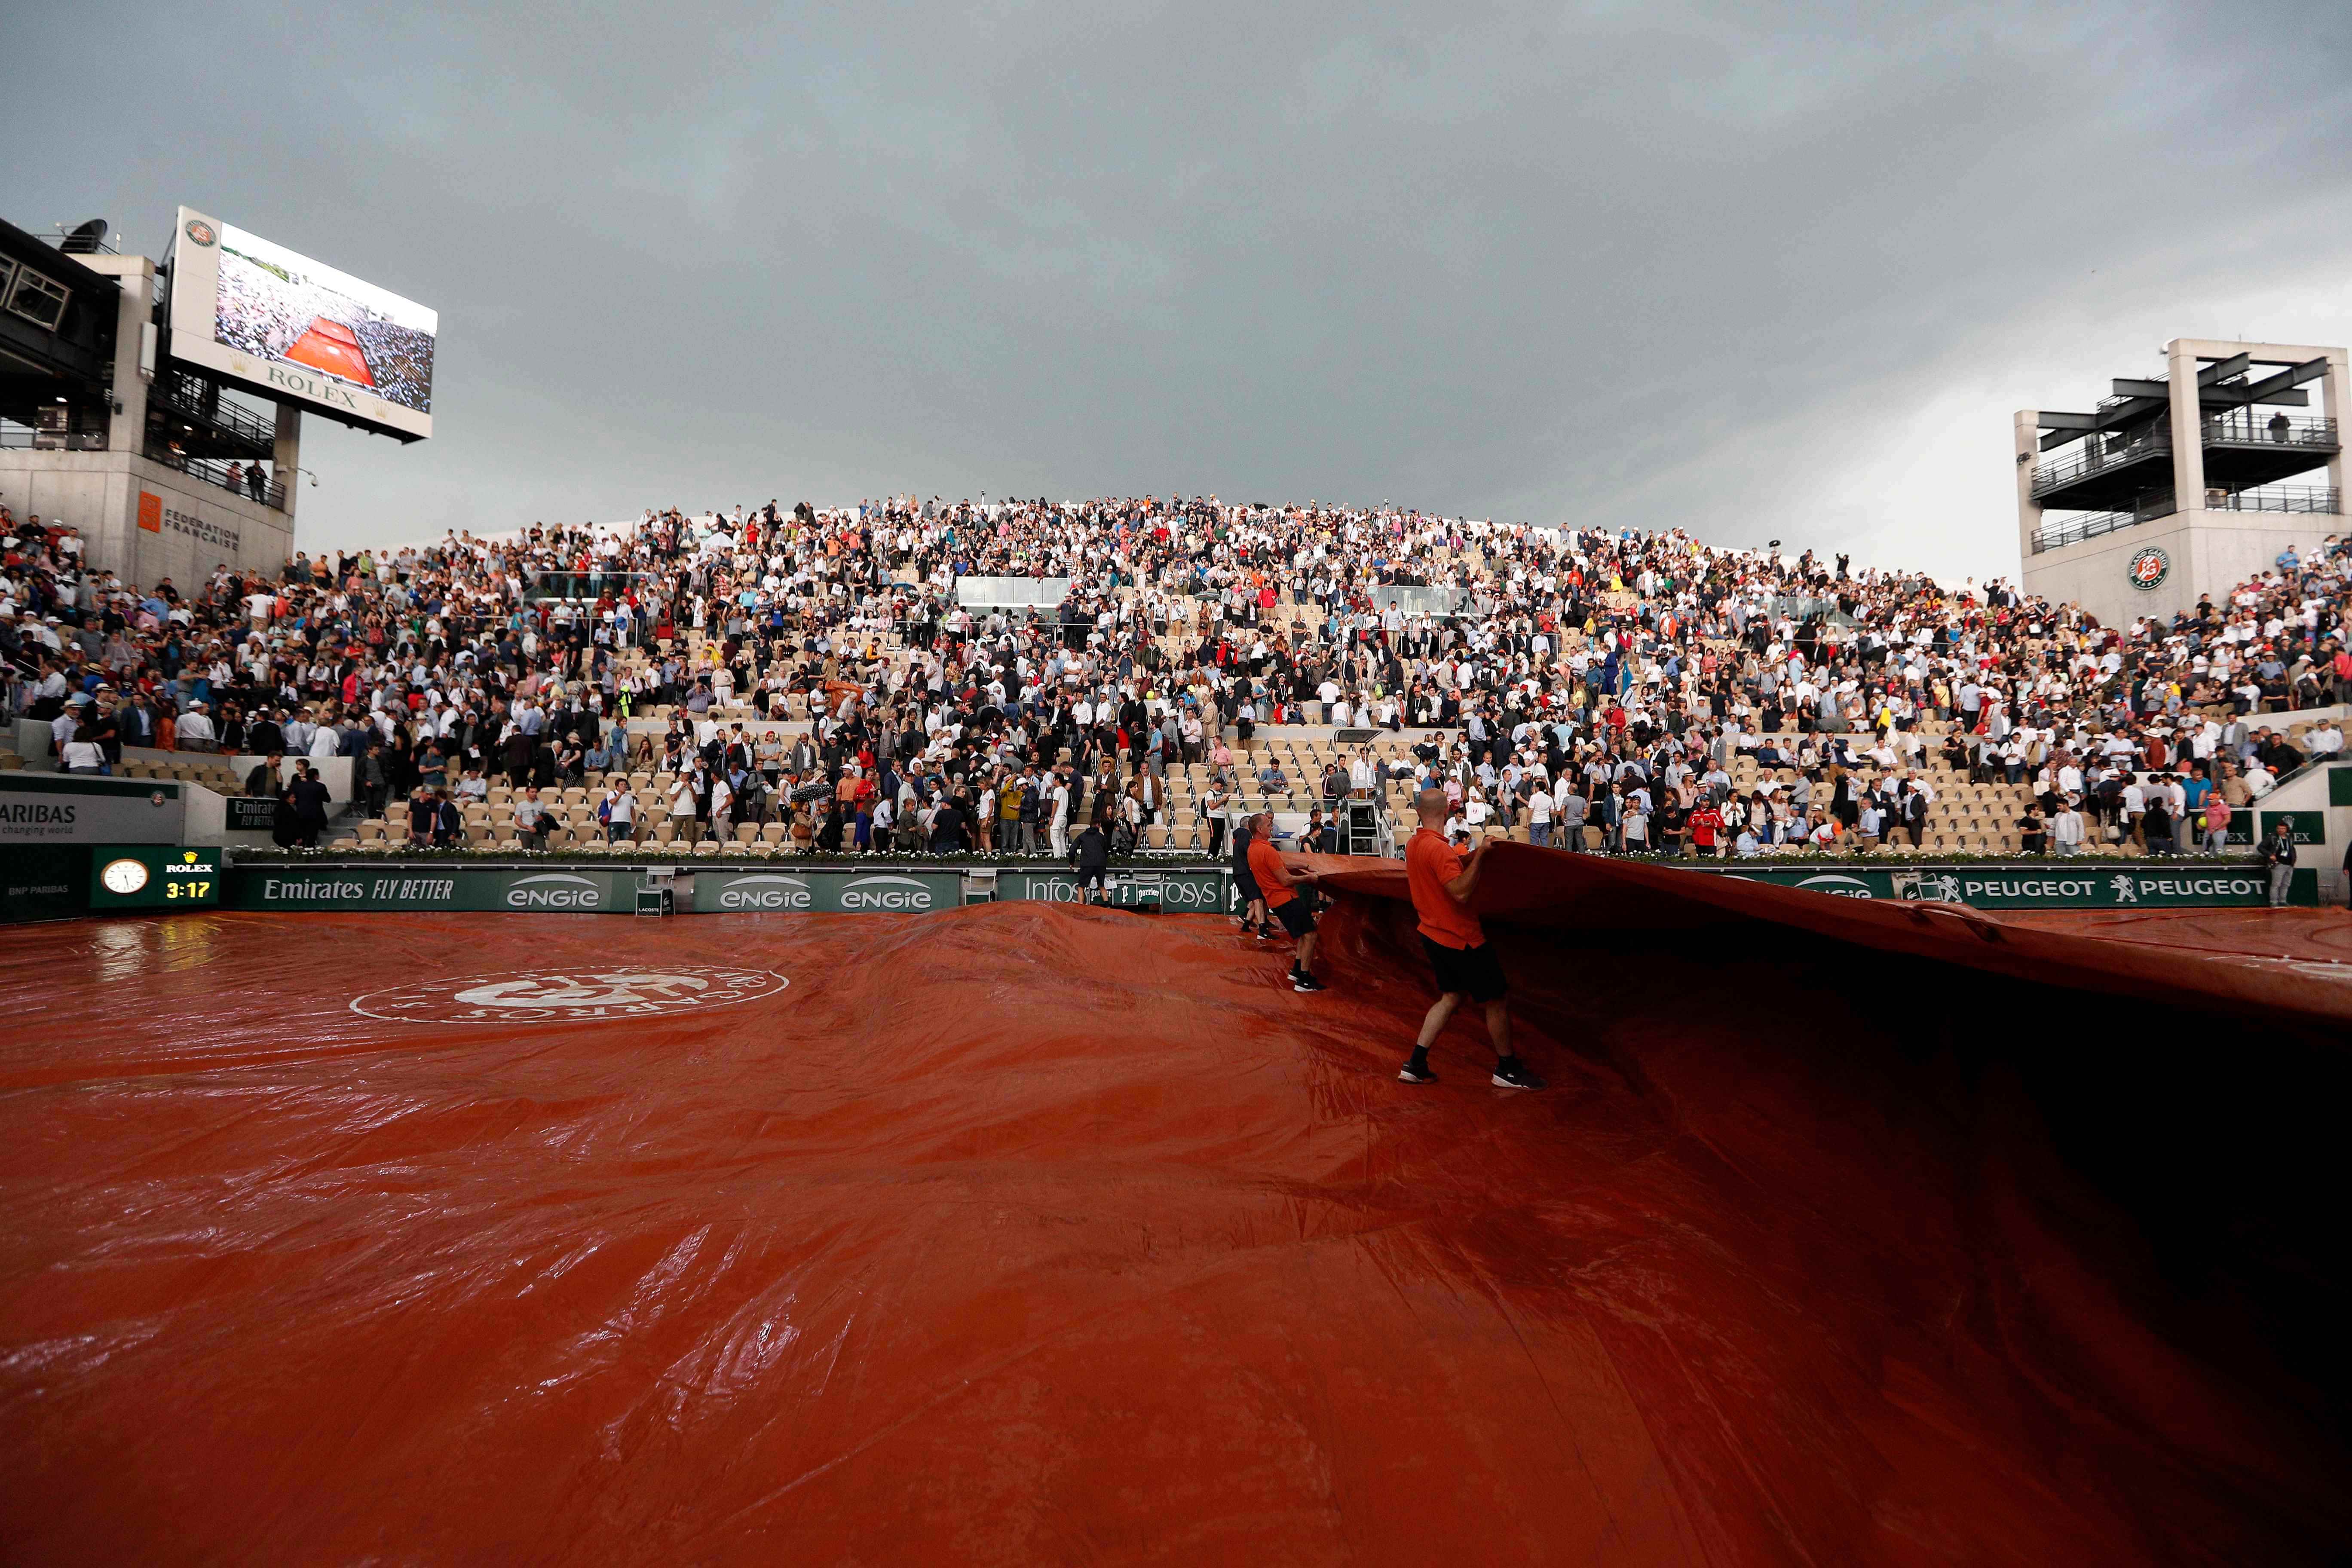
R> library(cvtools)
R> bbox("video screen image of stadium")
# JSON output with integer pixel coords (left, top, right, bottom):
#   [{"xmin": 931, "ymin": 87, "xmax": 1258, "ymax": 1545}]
[{"xmin": 284, "ymin": 317, "xmax": 374, "ymax": 388}]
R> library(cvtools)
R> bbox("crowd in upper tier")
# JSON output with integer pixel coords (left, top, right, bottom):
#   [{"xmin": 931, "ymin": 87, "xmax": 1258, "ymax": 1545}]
[{"xmin": 0, "ymin": 491, "xmax": 2346, "ymax": 855}]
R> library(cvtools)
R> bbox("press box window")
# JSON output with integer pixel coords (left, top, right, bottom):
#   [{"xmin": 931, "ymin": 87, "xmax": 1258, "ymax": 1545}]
[{"xmin": 5, "ymin": 268, "xmax": 70, "ymax": 331}]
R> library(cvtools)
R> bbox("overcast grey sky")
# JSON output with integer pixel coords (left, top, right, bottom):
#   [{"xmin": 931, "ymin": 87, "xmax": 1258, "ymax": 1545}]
[{"xmin": 15, "ymin": 2, "xmax": 2352, "ymax": 582}]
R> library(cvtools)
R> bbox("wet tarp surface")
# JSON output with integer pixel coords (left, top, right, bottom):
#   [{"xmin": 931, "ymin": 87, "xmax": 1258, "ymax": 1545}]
[
  {"xmin": 0, "ymin": 904, "xmax": 2344, "ymax": 1564},
  {"xmin": 284, "ymin": 316, "xmax": 374, "ymax": 386},
  {"xmin": 1307, "ymin": 845, "xmax": 2352, "ymax": 1029}
]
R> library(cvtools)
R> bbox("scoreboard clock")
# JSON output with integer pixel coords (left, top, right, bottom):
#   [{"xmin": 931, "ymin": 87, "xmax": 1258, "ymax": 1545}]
[{"xmin": 88, "ymin": 847, "xmax": 220, "ymax": 911}]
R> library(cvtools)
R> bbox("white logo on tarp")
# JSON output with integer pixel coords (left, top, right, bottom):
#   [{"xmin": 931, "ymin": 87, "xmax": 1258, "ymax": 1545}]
[
  {"xmin": 507, "ymin": 872, "xmax": 604, "ymax": 909},
  {"xmin": 351, "ymin": 966, "xmax": 789, "ymax": 1023},
  {"xmin": 715, "ymin": 874, "xmax": 813, "ymax": 910},
  {"xmin": 2109, "ymin": 875, "xmax": 2139, "ymax": 905},
  {"xmin": 1795, "ymin": 874, "xmax": 1875, "ymax": 898},
  {"xmin": 840, "ymin": 874, "xmax": 937, "ymax": 910}
]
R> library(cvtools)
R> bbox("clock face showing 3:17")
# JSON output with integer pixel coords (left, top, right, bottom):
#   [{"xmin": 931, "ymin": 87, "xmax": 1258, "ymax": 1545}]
[{"xmin": 101, "ymin": 858, "xmax": 150, "ymax": 895}]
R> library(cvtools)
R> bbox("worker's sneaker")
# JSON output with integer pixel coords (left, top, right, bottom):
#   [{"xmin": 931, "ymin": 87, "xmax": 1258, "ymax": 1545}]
[
  {"xmin": 1291, "ymin": 971, "xmax": 1325, "ymax": 993},
  {"xmin": 1490, "ymin": 1059, "xmax": 1546, "ymax": 1091},
  {"xmin": 1397, "ymin": 1061, "xmax": 1439, "ymax": 1085}
]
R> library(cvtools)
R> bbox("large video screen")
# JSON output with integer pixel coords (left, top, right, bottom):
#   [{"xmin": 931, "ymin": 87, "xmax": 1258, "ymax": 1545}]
[{"xmin": 166, "ymin": 205, "xmax": 436, "ymax": 441}]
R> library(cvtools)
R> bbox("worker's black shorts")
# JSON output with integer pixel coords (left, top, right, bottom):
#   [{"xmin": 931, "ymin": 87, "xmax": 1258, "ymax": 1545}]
[
  {"xmin": 1273, "ymin": 897, "xmax": 1316, "ymax": 939},
  {"xmin": 1423, "ymin": 935, "xmax": 1507, "ymax": 1002},
  {"xmin": 1078, "ymin": 866, "xmax": 1106, "ymax": 889}
]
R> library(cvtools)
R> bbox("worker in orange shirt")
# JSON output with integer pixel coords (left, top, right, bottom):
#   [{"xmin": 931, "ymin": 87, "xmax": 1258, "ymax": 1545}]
[
  {"xmin": 1245, "ymin": 811, "xmax": 1324, "ymax": 992},
  {"xmin": 1400, "ymin": 787, "xmax": 1542, "ymax": 1090}
]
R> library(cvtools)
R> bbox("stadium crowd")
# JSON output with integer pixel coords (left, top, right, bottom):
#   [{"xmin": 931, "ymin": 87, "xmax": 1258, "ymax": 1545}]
[{"xmin": 0, "ymin": 490, "xmax": 2346, "ymax": 861}]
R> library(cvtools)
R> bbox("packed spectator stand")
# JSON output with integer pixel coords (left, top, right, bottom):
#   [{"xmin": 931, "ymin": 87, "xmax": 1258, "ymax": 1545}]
[{"xmin": 1, "ymin": 491, "xmax": 2345, "ymax": 861}]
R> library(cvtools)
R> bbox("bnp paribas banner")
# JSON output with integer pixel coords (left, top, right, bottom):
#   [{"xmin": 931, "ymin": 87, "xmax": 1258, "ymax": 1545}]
[
  {"xmin": 0, "ymin": 774, "xmax": 185, "ymax": 845},
  {"xmin": 998, "ymin": 867, "xmax": 1228, "ymax": 912},
  {"xmin": 230, "ymin": 867, "xmax": 643, "ymax": 913},
  {"xmin": 686, "ymin": 869, "xmax": 964, "ymax": 913},
  {"xmin": 1692, "ymin": 862, "xmax": 2303, "ymax": 909}
]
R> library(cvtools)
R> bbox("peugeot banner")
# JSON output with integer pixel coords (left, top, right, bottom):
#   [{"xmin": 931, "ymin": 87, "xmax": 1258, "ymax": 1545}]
[{"xmin": 1699, "ymin": 862, "xmax": 2297, "ymax": 909}]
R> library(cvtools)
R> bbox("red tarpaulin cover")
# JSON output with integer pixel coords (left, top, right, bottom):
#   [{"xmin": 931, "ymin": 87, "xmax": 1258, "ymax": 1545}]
[
  {"xmin": 284, "ymin": 316, "xmax": 374, "ymax": 387},
  {"xmin": 0, "ymin": 890, "xmax": 2343, "ymax": 1562}
]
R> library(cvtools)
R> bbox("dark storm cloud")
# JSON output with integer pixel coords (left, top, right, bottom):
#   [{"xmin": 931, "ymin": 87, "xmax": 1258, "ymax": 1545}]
[{"xmin": 13, "ymin": 3, "xmax": 2352, "ymax": 578}]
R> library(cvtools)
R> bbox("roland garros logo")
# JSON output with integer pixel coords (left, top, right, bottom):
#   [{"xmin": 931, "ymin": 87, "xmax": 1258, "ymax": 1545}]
[
  {"xmin": 184, "ymin": 218, "xmax": 217, "ymax": 247},
  {"xmin": 351, "ymin": 966, "xmax": 788, "ymax": 1023},
  {"xmin": 2127, "ymin": 545, "xmax": 2170, "ymax": 591}
]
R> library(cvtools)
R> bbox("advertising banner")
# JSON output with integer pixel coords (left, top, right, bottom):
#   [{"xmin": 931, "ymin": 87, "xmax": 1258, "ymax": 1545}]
[
  {"xmin": 998, "ymin": 868, "xmax": 1228, "ymax": 912},
  {"xmin": 686, "ymin": 868, "xmax": 963, "ymax": 914},
  {"xmin": 226, "ymin": 798, "xmax": 279, "ymax": 833},
  {"xmin": 167, "ymin": 205, "xmax": 436, "ymax": 441},
  {"xmin": 90, "ymin": 846, "xmax": 221, "ymax": 910},
  {"xmin": 0, "ymin": 775, "xmax": 184, "ymax": 845},
  {"xmin": 955, "ymin": 577, "xmax": 1072, "ymax": 610},
  {"xmin": 228, "ymin": 867, "xmax": 641, "ymax": 913},
  {"xmin": 1697, "ymin": 862, "xmax": 2292, "ymax": 909},
  {"xmin": 2256, "ymin": 809, "xmax": 2324, "ymax": 846},
  {"xmin": 0, "ymin": 845, "xmax": 86, "ymax": 923}
]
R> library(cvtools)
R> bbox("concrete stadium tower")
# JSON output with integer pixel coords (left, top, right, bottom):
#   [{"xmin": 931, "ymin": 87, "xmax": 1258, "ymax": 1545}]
[{"xmin": 2016, "ymin": 337, "xmax": 2348, "ymax": 626}]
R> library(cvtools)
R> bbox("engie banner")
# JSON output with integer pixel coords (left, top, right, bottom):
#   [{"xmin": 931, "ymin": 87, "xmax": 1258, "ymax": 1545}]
[{"xmin": 686, "ymin": 869, "xmax": 964, "ymax": 913}]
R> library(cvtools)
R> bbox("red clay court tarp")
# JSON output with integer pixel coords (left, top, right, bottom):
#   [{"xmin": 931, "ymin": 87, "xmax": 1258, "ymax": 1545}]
[
  {"xmin": 1307, "ymin": 843, "xmax": 2352, "ymax": 1029},
  {"xmin": 1, "ymin": 901, "xmax": 2345, "ymax": 1563},
  {"xmin": 284, "ymin": 315, "xmax": 374, "ymax": 387}
]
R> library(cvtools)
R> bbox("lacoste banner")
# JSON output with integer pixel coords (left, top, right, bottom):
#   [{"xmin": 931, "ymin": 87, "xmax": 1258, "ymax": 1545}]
[
  {"xmin": 1699, "ymin": 862, "xmax": 2295, "ymax": 909},
  {"xmin": 228, "ymin": 867, "xmax": 641, "ymax": 913},
  {"xmin": 998, "ymin": 868, "xmax": 1228, "ymax": 911},
  {"xmin": 686, "ymin": 869, "xmax": 964, "ymax": 913}
]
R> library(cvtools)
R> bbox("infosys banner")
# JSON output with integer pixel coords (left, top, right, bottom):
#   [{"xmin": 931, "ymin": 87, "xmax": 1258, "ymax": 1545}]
[
  {"xmin": 686, "ymin": 870, "xmax": 964, "ymax": 913},
  {"xmin": 1695, "ymin": 862, "xmax": 2306, "ymax": 909},
  {"xmin": 998, "ymin": 868, "xmax": 1228, "ymax": 912},
  {"xmin": 229, "ymin": 868, "xmax": 640, "ymax": 913}
]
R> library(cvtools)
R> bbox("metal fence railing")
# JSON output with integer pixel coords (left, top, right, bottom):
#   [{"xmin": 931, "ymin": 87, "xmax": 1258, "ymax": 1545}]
[
  {"xmin": 150, "ymin": 371, "xmax": 277, "ymax": 450},
  {"xmin": 2032, "ymin": 429, "xmax": 2169, "ymax": 496},
  {"xmin": 2034, "ymin": 484, "xmax": 2342, "ymax": 554},
  {"xmin": 142, "ymin": 448, "xmax": 288, "ymax": 511},
  {"xmin": 2032, "ymin": 509, "xmax": 2143, "ymax": 554},
  {"xmin": 0, "ymin": 424, "xmax": 106, "ymax": 451},
  {"xmin": 2201, "ymin": 413, "xmax": 2338, "ymax": 450},
  {"xmin": 2205, "ymin": 484, "xmax": 2341, "ymax": 515}
]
